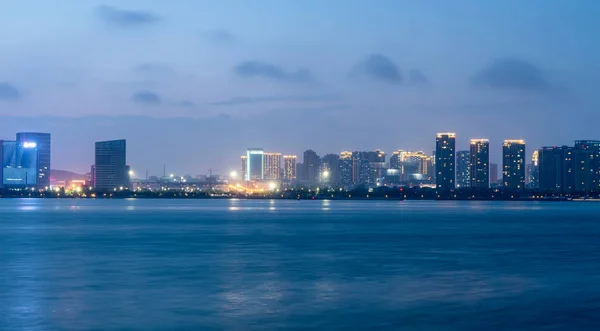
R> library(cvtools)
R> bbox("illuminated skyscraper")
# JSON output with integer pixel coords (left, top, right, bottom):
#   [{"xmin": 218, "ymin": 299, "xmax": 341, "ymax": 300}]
[
  {"xmin": 470, "ymin": 139, "xmax": 490, "ymax": 188},
  {"xmin": 503, "ymin": 140, "xmax": 526, "ymax": 190},
  {"xmin": 240, "ymin": 155, "xmax": 247, "ymax": 181},
  {"xmin": 16, "ymin": 132, "xmax": 50, "ymax": 189},
  {"xmin": 283, "ymin": 155, "xmax": 297, "ymax": 180},
  {"xmin": 456, "ymin": 150, "xmax": 470, "ymax": 188},
  {"xmin": 94, "ymin": 139, "xmax": 127, "ymax": 191},
  {"xmin": 435, "ymin": 133, "xmax": 456, "ymax": 189},
  {"xmin": 1, "ymin": 140, "xmax": 39, "ymax": 188},
  {"xmin": 263, "ymin": 152, "xmax": 281, "ymax": 180},
  {"xmin": 246, "ymin": 148, "xmax": 264, "ymax": 181},
  {"xmin": 527, "ymin": 150, "xmax": 539, "ymax": 189},
  {"xmin": 340, "ymin": 151, "xmax": 353, "ymax": 186}
]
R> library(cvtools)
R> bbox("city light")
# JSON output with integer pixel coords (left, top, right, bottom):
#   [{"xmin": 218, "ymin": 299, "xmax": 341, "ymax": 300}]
[
  {"xmin": 229, "ymin": 171, "xmax": 238, "ymax": 178},
  {"xmin": 23, "ymin": 142, "xmax": 37, "ymax": 148},
  {"xmin": 268, "ymin": 182, "xmax": 277, "ymax": 190},
  {"xmin": 323, "ymin": 171, "xmax": 330, "ymax": 178},
  {"xmin": 129, "ymin": 170, "xmax": 135, "ymax": 177}
]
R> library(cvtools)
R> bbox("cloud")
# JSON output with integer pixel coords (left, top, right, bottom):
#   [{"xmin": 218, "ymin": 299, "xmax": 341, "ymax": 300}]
[
  {"xmin": 0, "ymin": 83, "xmax": 22, "ymax": 100},
  {"xmin": 132, "ymin": 91, "xmax": 161, "ymax": 105},
  {"xmin": 170, "ymin": 100, "xmax": 196, "ymax": 108},
  {"xmin": 471, "ymin": 58, "xmax": 550, "ymax": 91},
  {"xmin": 409, "ymin": 69, "xmax": 429, "ymax": 85},
  {"xmin": 204, "ymin": 29, "xmax": 236, "ymax": 44},
  {"xmin": 96, "ymin": 5, "xmax": 161, "ymax": 27},
  {"xmin": 233, "ymin": 61, "xmax": 315, "ymax": 83},
  {"xmin": 353, "ymin": 54, "xmax": 402, "ymax": 84},
  {"xmin": 211, "ymin": 94, "xmax": 340, "ymax": 106}
]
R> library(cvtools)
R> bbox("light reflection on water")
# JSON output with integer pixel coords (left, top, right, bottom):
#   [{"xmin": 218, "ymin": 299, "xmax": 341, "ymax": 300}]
[{"xmin": 1, "ymin": 199, "xmax": 600, "ymax": 330}]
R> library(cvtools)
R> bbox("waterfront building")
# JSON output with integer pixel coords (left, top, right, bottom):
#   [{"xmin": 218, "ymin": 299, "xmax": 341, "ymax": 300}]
[
  {"xmin": 470, "ymin": 139, "xmax": 490, "ymax": 189},
  {"xmin": 240, "ymin": 155, "xmax": 247, "ymax": 181},
  {"xmin": 321, "ymin": 154, "xmax": 340, "ymax": 185},
  {"xmin": 435, "ymin": 133, "xmax": 456, "ymax": 189},
  {"xmin": 94, "ymin": 139, "xmax": 127, "ymax": 191},
  {"xmin": 538, "ymin": 146, "xmax": 573, "ymax": 193},
  {"xmin": 490, "ymin": 163, "xmax": 499, "ymax": 185},
  {"xmin": 16, "ymin": 132, "xmax": 51, "ymax": 189},
  {"xmin": 340, "ymin": 151, "xmax": 353, "ymax": 186},
  {"xmin": 456, "ymin": 150, "xmax": 470, "ymax": 188},
  {"xmin": 263, "ymin": 152, "xmax": 281, "ymax": 180},
  {"xmin": 573, "ymin": 140, "xmax": 600, "ymax": 194},
  {"xmin": 283, "ymin": 155, "xmax": 297, "ymax": 180},
  {"xmin": 303, "ymin": 150, "xmax": 320, "ymax": 184},
  {"xmin": 527, "ymin": 150, "xmax": 539, "ymax": 189},
  {"xmin": 246, "ymin": 148, "xmax": 264, "ymax": 181},
  {"xmin": 503, "ymin": 140, "xmax": 526, "ymax": 190},
  {"xmin": 1, "ymin": 140, "xmax": 39, "ymax": 188}
]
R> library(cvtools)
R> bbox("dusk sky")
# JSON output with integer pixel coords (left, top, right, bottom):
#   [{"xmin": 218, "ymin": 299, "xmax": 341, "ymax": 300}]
[{"xmin": 1, "ymin": 0, "xmax": 599, "ymax": 176}]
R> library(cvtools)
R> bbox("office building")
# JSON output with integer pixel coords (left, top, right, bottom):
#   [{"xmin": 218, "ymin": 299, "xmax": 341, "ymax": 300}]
[
  {"xmin": 470, "ymin": 139, "xmax": 490, "ymax": 188},
  {"xmin": 94, "ymin": 139, "xmax": 127, "ymax": 191},
  {"xmin": 538, "ymin": 146, "xmax": 573, "ymax": 193},
  {"xmin": 389, "ymin": 150, "xmax": 401, "ymax": 170},
  {"xmin": 456, "ymin": 150, "xmax": 470, "ymax": 188},
  {"xmin": 263, "ymin": 152, "xmax": 281, "ymax": 180},
  {"xmin": 283, "ymin": 155, "xmax": 297, "ymax": 180},
  {"xmin": 573, "ymin": 140, "xmax": 600, "ymax": 193},
  {"xmin": 321, "ymin": 154, "xmax": 340, "ymax": 185},
  {"xmin": 16, "ymin": 132, "xmax": 51, "ymax": 189},
  {"xmin": 1, "ymin": 140, "xmax": 39, "ymax": 188},
  {"xmin": 246, "ymin": 148, "xmax": 264, "ymax": 181},
  {"xmin": 340, "ymin": 151, "xmax": 353, "ymax": 186},
  {"xmin": 240, "ymin": 155, "xmax": 247, "ymax": 181},
  {"xmin": 435, "ymin": 133, "xmax": 456, "ymax": 189},
  {"xmin": 490, "ymin": 163, "xmax": 499, "ymax": 185},
  {"xmin": 503, "ymin": 140, "xmax": 526, "ymax": 190},
  {"xmin": 303, "ymin": 150, "xmax": 320, "ymax": 184}
]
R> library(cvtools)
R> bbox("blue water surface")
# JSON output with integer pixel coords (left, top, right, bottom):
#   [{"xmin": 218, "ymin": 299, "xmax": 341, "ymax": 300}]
[{"xmin": 1, "ymin": 199, "xmax": 600, "ymax": 330}]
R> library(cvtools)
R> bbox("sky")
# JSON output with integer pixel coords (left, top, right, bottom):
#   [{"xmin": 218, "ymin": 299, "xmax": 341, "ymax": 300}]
[{"xmin": 0, "ymin": 0, "xmax": 599, "ymax": 176}]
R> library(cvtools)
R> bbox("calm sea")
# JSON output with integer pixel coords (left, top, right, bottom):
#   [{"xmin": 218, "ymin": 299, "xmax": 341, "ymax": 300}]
[{"xmin": 1, "ymin": 199, "xmax": 600, "ymax": 330}]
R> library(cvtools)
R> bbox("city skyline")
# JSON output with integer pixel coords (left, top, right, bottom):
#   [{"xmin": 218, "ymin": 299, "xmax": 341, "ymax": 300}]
[{"xmin": 1, "ymin": 1, "xmax": 599, "ymax": 174}]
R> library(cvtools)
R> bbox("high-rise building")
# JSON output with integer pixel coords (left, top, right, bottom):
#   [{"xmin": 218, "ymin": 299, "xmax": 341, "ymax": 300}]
[
  {"xmin": 503, "ymin": 140, "xmax": 526, "ymax": 190},
  {"xmin": 283, "ymin": 155, "xmax": 297, "ymax": 180},
  {"xmin": 321, "ymin": 154, "xmax": 340, "ymax": 185},
  {"xmin": 573, "ymin": 140, "xmax": 600, "ymax": 193},
  {"xmin": 303, "ymin": 150, "xmax": 320, "ymax": 183},
  {"xmin": 16, "ymin": 132, "xmax": 51, "ymax": 189},
  {"xmin": 340, "ymin": 151, "xmax": 353, "ymax": 186},
  {"xmin": 470, "ymin": 139, "xmax": 490, "ymax": 189},
  {"xmin": 527, "ymin": 150, "xmax": 540, "ymax": 189},
  {"xmin": 246, "ymin": 148, "xmax": 264, "ymax": 181},
  {"xmin": 435, "ymin": 133, "xmax": 456, "ymax": 189},
  {"xmin": 263, "ymin": 152, "xmax": 281, "ymax": 180},
  {"xmin": 456, "ymin": 150, "xmax": 470, "ymax": 188},
  {"xmin": 352, "ymin": 151, "xmax": 373, "ymax": 185},
  {"xmin": 490, "ymin": 163, "xmax": 499, "ymax": 185},
  {"xmin": 1, "ymin": 140, "xmax": 39, "ymax": 188},
  {"xmin": 389, "ymin": 150, "xmax": 401, "ymax": 170},
  {"xmin": 538, "ymin": 146, "xmax": 573, "ymax": 193},
  {"xmin": 240, "ymin": 155, "xmax": 247, "ymax": 181},
  {"xmin": 94, "ymin": 139, "xmax": 127, "ymax": 191}
]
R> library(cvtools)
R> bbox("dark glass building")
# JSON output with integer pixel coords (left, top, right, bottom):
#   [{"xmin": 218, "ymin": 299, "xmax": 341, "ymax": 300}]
[
  {"xmin": 94, "ymin": 139, "xmax": 127, "ymax": 191},
  {"xmin": 470, "ymin": 139, "xmax": 490, "ymax": 189},
  {"xmin": 16, "ymin": 132, "xmax": 50, "ymax": 189},
  {"xmin": 502, "ymin": 140, "xmax": 526, "ymax": 190},
  {"xmin": 456, "ymin": 150, "xmax": 470, "ymax": 188},
  {"xmin": 303, "ymin": 150, "xmax": 320, "ymax": 184},
  {"xmin": 538, "ymin": 146, "xmax": 573, "ymax": 193},
  {"xmin": 321, "ymin": 154, "xmax": 340, "ymax": 186},
  {"xmin": 573, "ymin": 140, "xmax": 600, "ymax": 194},
  {"xmin": 435, "ymin": 133, "xmax": 456, "ymax": 190},
  {"xmin": 1, "ymin": 140, "xmax": 39, "ymax": 188}
]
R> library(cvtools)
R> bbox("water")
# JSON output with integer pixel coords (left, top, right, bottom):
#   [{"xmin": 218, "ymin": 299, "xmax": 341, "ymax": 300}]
[{"xmin": 1, "ymin": 199, "xmax": 600, "ymax": 330}]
